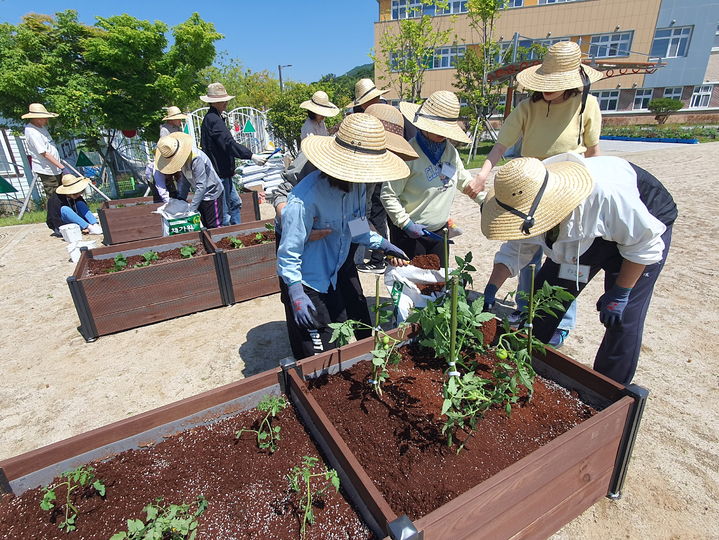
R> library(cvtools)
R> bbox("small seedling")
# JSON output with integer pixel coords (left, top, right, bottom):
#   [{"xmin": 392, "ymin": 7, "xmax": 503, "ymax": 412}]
[
  {"xmin": 109, "ymin": 495, "xmax": 208, "ymax": 540},
  {"xmin": 40, "ymin": 466, "xmax": 106, "ymax": 532},
  {"xmin": 229, "ymin": 236, "xmax": 244, "ymax": 249},
  {"xmin": 236, "ymin": 394, "xmax": 288, "ymax": 452},
  {"xmin": 134, "ymin": 250, "xmax": 159, "ymax": 268},
  {"xmin": 108, "ymin": 253, "xmax": 128, "ymax": 273},
  {"xmin": 180, "ymin": 245, "xmax": 197, "ymax": 258},
  {"xmin": 287, "ymin": 456, "xmax": 340, "ymax": 539},
  {"xmin": 264, "ymin": 222, "xmax": 275, "ymax": 232},
  {"xmin": 254, "ymin": 232, "xmax": 265, "ymax": 243}
]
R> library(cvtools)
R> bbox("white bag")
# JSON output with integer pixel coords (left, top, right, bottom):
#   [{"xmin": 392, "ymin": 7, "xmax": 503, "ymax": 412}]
[
  {"xmin": 155, "ymin": 199, "xmax": 192, "ymax": 219},
  {"xmin": 384, "ymin": 264, "xmax": 448, "ymax": 323}
]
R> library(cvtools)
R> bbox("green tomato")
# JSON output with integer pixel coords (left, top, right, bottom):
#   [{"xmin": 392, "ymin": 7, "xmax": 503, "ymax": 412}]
[
  {"xmin": 383, "ymin": 343, "xmax": 390, "ymax": 350},
  {"xmin": 381, "ymin": 335, "xmax": 390, "ymax": 345},
  {"xmin": 496, "ymin": 348, "xmax": 509, "ymax": 360}
]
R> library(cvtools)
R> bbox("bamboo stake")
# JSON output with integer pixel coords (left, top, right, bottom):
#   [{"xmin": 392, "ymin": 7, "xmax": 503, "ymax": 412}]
[
  {"xmin": 449, "ymin": 276, "xmax": 459, "ymax": 370},
  {"xmin": 527, "ymin": 263, "xmax": 536, "ymax": 357}
]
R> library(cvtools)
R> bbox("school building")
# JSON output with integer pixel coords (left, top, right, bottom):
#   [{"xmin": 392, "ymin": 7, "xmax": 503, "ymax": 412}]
[{"xmin": 374, "ymin": 0, "xmax": 719, "ymax": 123}]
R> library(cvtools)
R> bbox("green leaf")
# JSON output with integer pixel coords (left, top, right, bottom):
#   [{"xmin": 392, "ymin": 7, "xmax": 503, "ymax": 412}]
[{"xmin": 441, "ymin": 398, "xmax": 452, "ymax": 415}]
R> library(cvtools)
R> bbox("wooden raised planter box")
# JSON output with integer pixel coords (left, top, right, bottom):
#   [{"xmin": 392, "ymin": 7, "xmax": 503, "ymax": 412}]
[
  {"xmin": 0, "ymin": 327, "xmax": 647, "ymax": 539},
  {"xmin": 67, "ymin": 231, "xmax": 227, "ymax": 342},
  {"xmin": 99, "ymin": 192, "xmax": 261, "ymax": 245},
  {"xmin": 207, "ymin": 219, "xmax": 280, "ymax": 304}
]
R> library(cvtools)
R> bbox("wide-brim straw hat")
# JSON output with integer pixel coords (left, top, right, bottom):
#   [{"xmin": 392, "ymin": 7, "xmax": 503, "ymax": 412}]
[
  {"xmin": 364, "ymin": 103, "xmax": 418, "ymax": 161},
  {"xmin": 21, "ymin": 103, "xmax": 58, "ymax": 119},
  {"xmin": 301, "ymin": 113, "xmax": 410, "ymax": 183},
  {"xmin": 516, "ymin": 41, "xmax": 603, "ymax": 92},
  {"xmin": 154, "ymin": 132, "xmax": 194, "ymax": 174},
  {"xmin": 346, "ymin": 78, "xmax": 389, "ymax": 108},
  {"xmin": 300, "ymin": 91, "xmax": 340, "ymax": 117},
  {"xmin": 480, "ymin": 157, "xmax": 594, "ymax": 240},
  {"xmin": 400, "ymin": 90, "xmax": 471, "ymax": 144},
  {"xmin": 56, "ymin": 174, "xmax": 90, "ymax": 195},
  {"xmin": 162, "ymin": 106, "xmax": 187, "ymax": 121},
  {"xmin": 200, "ymin": 82, "xmax": 235, "ymax": 103}
]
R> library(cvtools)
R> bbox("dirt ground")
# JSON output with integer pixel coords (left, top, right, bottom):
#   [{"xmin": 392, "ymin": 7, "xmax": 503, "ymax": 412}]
[{"xmin": 1, "ymin": 142, "xmax": 717, "ymax": 539}]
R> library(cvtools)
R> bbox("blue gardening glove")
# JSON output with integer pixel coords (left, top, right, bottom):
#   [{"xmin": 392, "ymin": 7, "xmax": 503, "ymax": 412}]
[
  {"xmin": 379, "ymin": 238, "xmax": 409, "ymax": 261},
  {"xmin": 288, "ymin": 282, "xmax": 318, "ymax": 329},
  {"xmin": 596, "ymin": 285, "xmax": 632, "ymax": 328},
  {"xmin": 483, "ymin": 283, "xmax": 498, "ymax": 311},
  {"xmin": 402, "ymin": 221, "xmax": 426, "ymax": 239}
]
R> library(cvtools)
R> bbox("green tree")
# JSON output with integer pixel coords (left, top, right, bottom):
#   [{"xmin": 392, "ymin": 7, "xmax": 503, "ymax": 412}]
[
  {"xmin": 647, "ymin": 97, "xmax": 683, "ymax": 124},
  {"xmin": 372, "ymin": 0, "xmax": 456, "ymax": 102}
]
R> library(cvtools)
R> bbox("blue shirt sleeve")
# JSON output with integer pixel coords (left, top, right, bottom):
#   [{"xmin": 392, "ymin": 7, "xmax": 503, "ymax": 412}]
[{"xmin": 276, "ymin": 197, "xmax": 312, "ymax": 286}]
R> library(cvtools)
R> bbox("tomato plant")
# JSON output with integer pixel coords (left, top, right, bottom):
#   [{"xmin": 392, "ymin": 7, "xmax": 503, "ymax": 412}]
[
  {"xmin": 287, "ymin": 456, "xmax": 340, "ymax": 540},
  {"xmin": 236, "ymin": 394, "xmax": 289, "ymax": 453},
  {"xmin": 40, "ymin": 466, "xmax": 106, "ymax": 532},
  {"xmin": 110, "ymin": 495, "xmax": 207, "ymax": 540}
]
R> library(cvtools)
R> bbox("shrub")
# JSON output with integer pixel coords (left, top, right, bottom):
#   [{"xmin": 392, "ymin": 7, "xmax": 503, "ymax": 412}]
[{"xmin": 647, "ymin": 98, "xmax": 683, "ymax": 124}]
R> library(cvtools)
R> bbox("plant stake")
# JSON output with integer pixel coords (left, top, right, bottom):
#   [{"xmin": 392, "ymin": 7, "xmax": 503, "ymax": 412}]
[
  {"xmin": 527, "ymin": 263, "xmax": 536, "ymax": 357},
  {"xmin": 448, "ymin": 276, "xmax": 460, "ymax": 378}
]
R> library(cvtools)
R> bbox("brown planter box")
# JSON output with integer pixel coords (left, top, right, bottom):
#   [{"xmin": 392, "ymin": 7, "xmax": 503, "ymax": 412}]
[
  {"xmin": 206, "ymin": 219, "xmax": 280, "ymax": 304},
  {"xmin": 1, "ymin": 328, "xmax": 646, "ymax": 540},
  {"xmin": 99, "ymin": 192, "xmax": 261, "ymax": 245},
  {"xmin": 67, "ymin": 231, "xmax": 226, "ymax": 341}
]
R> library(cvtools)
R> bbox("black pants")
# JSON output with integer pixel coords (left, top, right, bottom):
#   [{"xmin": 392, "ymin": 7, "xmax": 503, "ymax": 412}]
[
  {"xmin": 198, "ymin": 198, "xmax": 224, "ymax": 229},
  {"xmin": 366, "ymin": 183, "xmax": 389, "ymax": 265},
  {"xmin": 533, "ymin": 226, "xmax": 672, "ymax": 385},
  {"xmin": 278, "ymin": 242, "xmax": 372, "ymax": 360},
  {"xmin": 387, "ymin": 220, "xmax": 448, "ymax": 267}
]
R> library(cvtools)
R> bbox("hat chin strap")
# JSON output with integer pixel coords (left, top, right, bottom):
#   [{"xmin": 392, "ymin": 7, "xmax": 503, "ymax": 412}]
[
  {"xmin": 577, "ymin": 66, "xmax": 591, "ymax": 145},
  {"xmin": 495, "ymin": 171, "xmax": 549, "ymax": 236}
]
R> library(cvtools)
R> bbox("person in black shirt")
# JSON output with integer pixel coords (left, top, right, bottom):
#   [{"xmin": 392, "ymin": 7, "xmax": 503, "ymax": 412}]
[{"xmin": 46, "ymin": 174, "xmax": 102, "ymax": 236}]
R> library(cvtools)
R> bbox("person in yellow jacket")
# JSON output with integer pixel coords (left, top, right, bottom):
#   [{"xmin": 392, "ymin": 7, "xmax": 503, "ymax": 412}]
[
  {"xmin": 464, "ymin": 41, "xmax": 604, "ymax": 347},
  {"xmin": 380, "ymin": 90, "xmax": 486, "ymax": 266}
]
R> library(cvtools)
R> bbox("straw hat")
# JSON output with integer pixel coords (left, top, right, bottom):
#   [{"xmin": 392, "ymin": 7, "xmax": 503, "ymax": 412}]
[
  {"xmin": 199, "ymin": 82, "xmax": 235, "ymax": 103},
  {"xmin": 162, "ymin": 106, "xmax": 187, "ymax": 121},
  {"xmin": 154, "ymin": 132, "xmax": 194, "ymax": 174},
  {"xmin": 480, "ymin": 157, "xmax": 594, "ymax": 241},
  {"xmin": 400, "ymin": 90, "xmax": 470, "ymax": 144},
  {"xmin": 300, "ymin": 91, "xmax": 340, "ymax": 118},
  {"xmin": 56, "ymin": 174, "xmax": 90, "ymax": 195},
  {"xmin": 301, "ymin": 113, "xmax": 410, "ymax": 183},
  {"xmin": 364, "ymin": 103, "xmax": 418, "ymax": 161},
  {"xmin": 21, "ymin": 103, "xmax": 58, "ymax": 119},
  {"xmin": 346, "ymin": 78, "xmax": 389, "ymax": 108},
  {"xmin": 516, "ymin": 41, "xmax": 602, "ymax": 92}
]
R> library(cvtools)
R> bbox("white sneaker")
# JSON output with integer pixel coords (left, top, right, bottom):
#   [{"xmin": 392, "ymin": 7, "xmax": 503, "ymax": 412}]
[{"xmin": 87, "ymin": 223, "xmax": 103, "ymax": 235}]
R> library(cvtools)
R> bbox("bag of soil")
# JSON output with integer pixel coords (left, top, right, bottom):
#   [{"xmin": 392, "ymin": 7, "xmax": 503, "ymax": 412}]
[{"xmin": 384, "ymin": 254, "xmax": 448, "ymax": 323}]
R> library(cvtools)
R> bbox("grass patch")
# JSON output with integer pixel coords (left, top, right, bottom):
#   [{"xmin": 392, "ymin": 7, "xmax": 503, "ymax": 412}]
[
  {"xmin": 602, "ymin": 124, "xmax": 719, "ymax": 143},
  {"xmin": 458, "ymin": 141, "xmax": 496, "ymax": 169}
]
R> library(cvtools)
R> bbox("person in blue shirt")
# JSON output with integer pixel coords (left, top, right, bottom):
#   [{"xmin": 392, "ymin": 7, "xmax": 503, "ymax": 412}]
[{"xmin": 277, "ymin": 113, "xmax": 410, "ymax": 359}]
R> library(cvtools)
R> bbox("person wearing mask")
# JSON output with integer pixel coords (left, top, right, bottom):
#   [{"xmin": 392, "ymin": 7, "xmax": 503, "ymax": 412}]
[
  {"xmin": 464, "ymin": 41, "xmax": 603, "ymax": 347},
  {"xmin": 22, "ymin": 103, "xmax": 64, "ymax": 198},
  {"xmin": 154, "ymin": 132, "xmax": 225, "ymax": 229},
  {"xmin": 46, "ymin": 174, "xmax": 102, "ymax": 236},
  {"xmin": 160, "ymin": 106, "xmax": 187, "ymax": 138},
  {"xmin": 277, "ymin": 113, "xmax": 409, "ymax": 359},
  {"xmin": 481, "ymin": 154, "xmax": 676, "ymax": 385},
  {"xmin": 381, "ymin": 90, "xmax": 486, "ymax": 266},
  {"xmin": 199, "ymin": 82, "xmax": 267, "ymax": 226},
  {"xmin": 300, "ymin": 91, "xmax": 339, "ymax": 139}
]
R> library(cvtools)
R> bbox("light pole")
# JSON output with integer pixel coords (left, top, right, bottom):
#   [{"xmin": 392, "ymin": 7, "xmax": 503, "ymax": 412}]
[{"xmin": 278, "ymin": 64, "xmax": 292, "ymax": 92}]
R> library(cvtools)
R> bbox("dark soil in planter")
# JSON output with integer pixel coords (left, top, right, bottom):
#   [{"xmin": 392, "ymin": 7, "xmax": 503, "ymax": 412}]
[
  {"xmin": 308, "ymin": 338, "xmax": 597, "ymax": 520},
  {"xmin": 216, "ymin": 231, "xmax": 276, "ymax": 250},
  {"xmin": 418, "ymin": 282, "xmax": 445, "ymax": 296},
  {"xmin": 410, "ymin": 254, "xmax": 440, "ymax": 270},
  {"xmin": 0, "ymin": 403, "xmax": 372, "ymax": 539},
  {"xmin": 85, "ymin": 242, "xmax": 207, "ymax": 276}
]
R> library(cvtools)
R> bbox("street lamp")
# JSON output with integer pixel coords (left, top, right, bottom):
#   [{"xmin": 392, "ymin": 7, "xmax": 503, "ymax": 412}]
[{"xmin": 278, "ymin": 64, "xmax": 292, "ymax": 92}]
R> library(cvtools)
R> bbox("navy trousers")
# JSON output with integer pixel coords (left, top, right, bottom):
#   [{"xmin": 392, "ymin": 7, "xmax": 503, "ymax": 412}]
[{"xmin": 533, "ymin": 226, "xmax": 672, "ymax": 385}]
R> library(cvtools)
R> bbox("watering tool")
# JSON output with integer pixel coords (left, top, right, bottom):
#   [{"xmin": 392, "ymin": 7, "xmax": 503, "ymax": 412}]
[{"xmin": 423, "ymin": 229, "xmax": 454, "ymax": 244}]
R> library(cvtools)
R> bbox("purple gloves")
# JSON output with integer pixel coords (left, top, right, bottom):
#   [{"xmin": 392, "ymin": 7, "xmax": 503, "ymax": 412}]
[
  {"xmin": 596, "ymin": 285, "xmax": 632, "ymax": 328},
  {"xmin": 379, "ymin": 239, "xmax": 409, "ymax": 261},
  {"xmin": 288, "ymin": 282, "xmax": 318, "ymax": 329},
  {"xmin": 402, "ymin": 221, "xmax": 426, "ymax": 239}
]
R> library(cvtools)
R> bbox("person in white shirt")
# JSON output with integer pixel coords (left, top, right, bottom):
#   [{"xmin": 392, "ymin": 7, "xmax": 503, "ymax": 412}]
[
  {"xmin": 22, "ymin": 103, "xmax": 64, "ymax": 197},
  {"xmin": 160, "ymin": 106, "xmax": 186, "ymax": 138},
  {"xmin": 481, "ymin": 154, "xmax": 677, "ymax": 385},
  {"xmin": 299, "ymin": 91, "xmax": 339, "ymax": 140}
]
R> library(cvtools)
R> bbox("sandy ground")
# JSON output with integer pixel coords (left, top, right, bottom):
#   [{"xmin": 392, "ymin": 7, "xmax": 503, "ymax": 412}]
[{"xmin": 1, "ymin": 142, "xmax": 717, "ymax": 539}]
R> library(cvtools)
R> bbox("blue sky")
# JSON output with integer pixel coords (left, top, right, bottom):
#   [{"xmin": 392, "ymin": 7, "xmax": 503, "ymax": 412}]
[{"xmin": 0, "ymin": 0, "xmax": 378, "ymax": 82}]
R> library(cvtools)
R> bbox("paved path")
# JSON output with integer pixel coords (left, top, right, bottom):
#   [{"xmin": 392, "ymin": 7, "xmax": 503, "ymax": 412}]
[{"xmin": 599, "ymin": 139, "xmax": 696, "ymax": 154}]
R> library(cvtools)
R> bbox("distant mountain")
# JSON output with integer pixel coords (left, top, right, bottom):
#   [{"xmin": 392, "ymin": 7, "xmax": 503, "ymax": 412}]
[{"xmin": 343, "ymin": 63, "xmax": 374, "ymax": 80}]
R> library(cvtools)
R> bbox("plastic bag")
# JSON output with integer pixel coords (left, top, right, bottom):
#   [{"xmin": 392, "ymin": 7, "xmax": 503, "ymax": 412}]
[
  {"xmin": 384, "ymin": 264, "xmax": 447, "ymax": 323},
  {"xmin": 154, "ymin": 198, "xmax": 192, "ymax": 219}
]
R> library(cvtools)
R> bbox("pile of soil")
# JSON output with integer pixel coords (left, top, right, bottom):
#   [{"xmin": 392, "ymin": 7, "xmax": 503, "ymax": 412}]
[
  {"xmin": 308, "ymin": 336, "xmax": 596, "ymax": 520},
  {"xmin": 0, "ymin": 404, "xmax": 371, "ymax": 539},
  {"xmin": 410, "ymin": 254, "xmax": 441, "ymax": 270},
  {"xmin": 216, "ymin": 231, "xmax": 276, "ymax": 250},
  {"xmin": 418, "ymin": 282, "xmax": 445, "ymax": 296},
  {"xmin": 85, "ymin": 243, "xmax": 206, "ymax": 276}
]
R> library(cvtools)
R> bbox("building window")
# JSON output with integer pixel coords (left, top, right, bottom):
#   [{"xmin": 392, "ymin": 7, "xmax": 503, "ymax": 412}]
[
  {"xmin": 633, "ymin": 89, "xmax": 653, "ymax": 110},
  {"xmin": 391, "ymin": 0, "xmax": 423, "ymax": 20},
  {"xmin": 592, "ymin": 90, "xmax": 620, "ymax": 111},
  {"xmin": 436, "ymin": 1, "xmax": 467, "ymax": 15},
  {"xmin": 538, "ymin": 0, "xmax": 579, "ymax": 4},
  {"xmin": 650, "ymin": 26, "xmax": 692, "ymax": 58},
  {"xmin": 690, "ymin": 85, "xmax": 713, "ymax": 108},
  {"xmin": 0, "ymin": 140, "xmax": 12, "ymax": 175},
  {"xmin": 431, "ymin": 45, "xmax": 466, "ymax": 69},
  {"xmin": 589, "ymin": 32, "xmax": 632, "ymax": 58},
  {"xmin": 663, "ymin": 87, "xmax": 683, "ymax": 100},
  {"xmin": 504, "ymin": 0, "xmax": 524, "ymax": 7},
  {"xmin": 713, "ymin": 23, "xmax": 719, "ymax": 52}
]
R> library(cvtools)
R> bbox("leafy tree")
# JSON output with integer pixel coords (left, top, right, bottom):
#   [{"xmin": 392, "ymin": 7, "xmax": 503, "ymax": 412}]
[
  {"xmin": 372, "ymin": 0, "xmax": 456, "ymax": 102},
  {"xmin": 647, "ymin": 97, "xmax": 683, "ymax": 124}
]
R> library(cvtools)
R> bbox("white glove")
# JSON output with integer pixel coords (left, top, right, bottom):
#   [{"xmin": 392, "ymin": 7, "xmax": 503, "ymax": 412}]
[{"xmin": 251, "ymin": 154, "xmax": 268, "ymax": 166}]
